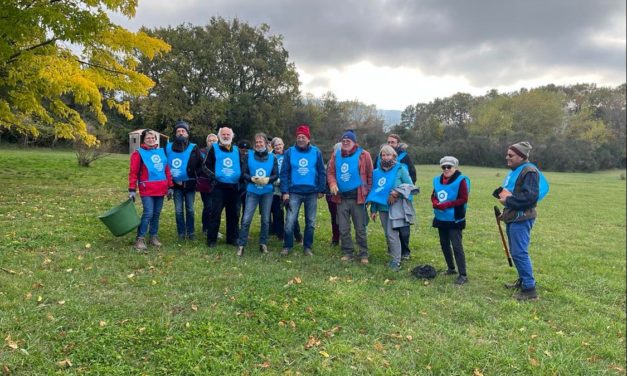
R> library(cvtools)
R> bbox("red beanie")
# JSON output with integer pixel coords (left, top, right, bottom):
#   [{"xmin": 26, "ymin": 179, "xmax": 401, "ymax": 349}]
[{"xmin": 295, "ymin": 124, "xmax": 311, "ymax": 139}]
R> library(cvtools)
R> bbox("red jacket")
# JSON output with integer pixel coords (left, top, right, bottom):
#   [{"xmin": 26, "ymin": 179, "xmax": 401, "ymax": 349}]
[{"xmin": 128, "ymin": 144, "xmax": 173, "ymax": 197}]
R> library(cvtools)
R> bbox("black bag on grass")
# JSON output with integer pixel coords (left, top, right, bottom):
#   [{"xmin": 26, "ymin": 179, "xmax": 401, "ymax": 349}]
[{"xmin": 411, "ymin": 264, "xmax": 437, "ymax": 279}]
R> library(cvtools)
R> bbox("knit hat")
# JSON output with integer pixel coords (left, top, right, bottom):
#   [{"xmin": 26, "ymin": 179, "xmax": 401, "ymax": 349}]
[
  {"xmin": 295, "ymin": 124, "xmax": 311, "ymax": 139},
  {"xmin": 174, "ymin": 120, "xmax": 190, "ymax": 134},
  {"xmin": 439, "ymin": 156, "xmax": 459, "ymax": 168},
  {"xmin": 238, "ymin": 139, "xmax": 251, "ymax": 150},
  {"xmin": 341, "ymin": 130, "xmax": 356, "ymax": 143},
  {"xmin": 509, "ymin": 141, "xmax": 532, "ymax": 159}
]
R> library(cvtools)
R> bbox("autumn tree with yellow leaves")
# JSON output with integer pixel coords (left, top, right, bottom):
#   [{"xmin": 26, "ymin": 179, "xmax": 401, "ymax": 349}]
[{"xmin": 0, "ymin": 0, "xmax": 170, "ymax": 145}]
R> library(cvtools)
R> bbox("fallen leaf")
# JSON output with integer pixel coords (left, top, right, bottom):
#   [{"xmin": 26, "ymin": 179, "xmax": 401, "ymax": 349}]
[
  {"xmin": 543, "ymin": 350, "xmax": 552, "ymax": 357},
  {"xmin": 406, "ymin": 335, "xmax": 413, "ymax": 341},
  {"xmin": 3, "ymin": 364, "xmax": 10, "ymax": 375},
  {"xmin": 374, "ymin": 342, "xmax": 384, "ymax": 352},
  {"xmin": 127, "ymin": 273, "xmax": 135, "ymax": 279},
  {"xmin": 294, "ymin": 277, "xmax": 302, "ymax": 284},
  {"xmin": 473, "ymin": 368, "xmax": 484, "ymax": 376},
  {"xmin": 5, "ymin": 335, "xmax": 18, "ymax": 350},
  {"xmin": 37, "ymin": 296, "xmax": 43, "ymax": 303},
  {"xmin": 383, "ymin": 279, "xmax": 391, "ymax": 285},
  {"xmin": 319, "ymin": 351, "xmax": 329, "ymax": 358},
  {"xmin": 0, "ymin": 268, "xmax": 16, "ymax": 274},
  {"xmin": 191, "ymin": 304, "xmax": 198, "ymax": 312},
  {"xmin": 556, "ymin": 330, "xmax": 564, "ymax": 335},
  {"xmin": 46, "ymin": 314, "xmax": 54, "ymax": 321},
  {"xmin": 423, "ymin": 280, "xmax": 430, "ymax": 285},
  {"xmin": 304, "ymin": 336, "xmax": 320, "ymax": 349},
  {"xmin": 65, "ymin": 268, "xmax": 73, "ymax": 273},
  {"xmin": 57, "ymin": 300, "xmax": 65, "ymax": 305},
  {"xmin": 185, "ymin": 322, "xmax": 190, "ymax": 328},
  {"xmin": 151, "ymin": 280, "xmax": 157, "ymax": 285},
  {"xmin": 85, "ymin": 243, "xmax": 91, "ymax": 249},
  {"xmin": 259, "ymin": 361, "xmax": 270, "ymax": 368},
  {"xmin": 138, "ymin": 327, "xmax": 146, "ymax": 333},
  {"xmin": 531, "ymin": 334, "xmax": 538, "ymax": 339},
  {"xmin": 530, "ymin": 358, "xmax": 539, "ymax": 367},
  {"xmin": 328, "ymin": 276, "xmax": 338, "ymax": 282},
  {"xmin": 25, "ymin": 292, "xmax": 32, "ymax": 300},
  {"xmin": 56, "ymin": 359, "xmax": 72, "ymax": 368},
  {"xmin": 99, "ymin": 321, "xmax": 106, "ymax": 327}
]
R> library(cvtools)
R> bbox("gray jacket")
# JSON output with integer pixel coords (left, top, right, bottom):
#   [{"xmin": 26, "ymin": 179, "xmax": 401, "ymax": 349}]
[{"xmin": 388, "ymin": 183, "xmax": 419, "ymax": 229}]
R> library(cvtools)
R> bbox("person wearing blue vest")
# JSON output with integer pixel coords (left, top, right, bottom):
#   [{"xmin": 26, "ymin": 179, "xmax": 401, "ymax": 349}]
[
  {"xmin": 374, "ymin": 134, "xmax": 417, "ymax": 261},
  {"xmin": 236, "ymin": 133, "xmax": 279, "ymax": 257},
  {"xmin": 279, "ymin": 124, "xmax": 327, "ymax": 256},
  {"xmin": 495, "ymin": 141, "xmax": 548, "ymax": 301},
  {"xmin": 166, "ymin": 120, "xmax": 202, "ymax": 241},
  {"xmin": 327, "ymin": 130, "xmax": 373, "ymax": 264},
  {"xmin": 128, "ymin": 130, "xmax": 174, "ymax": 252},
  {"xmin": 203, "ymin": 127, "xmax": 243, "ymax": 248},
  {"xmin": 269, "ymin": 137, "xmax": 303, "ymax": 242},
  {"xmin": 197, "ymin": 133, "xmax": 218, "ymax": 236},
  {"xmin": 368, "ymin": 145, "xmax": 417, "ymax": 271},
  {"xmin": 431, "ymin": 156, "xmax": 470, "ymax": 285}
]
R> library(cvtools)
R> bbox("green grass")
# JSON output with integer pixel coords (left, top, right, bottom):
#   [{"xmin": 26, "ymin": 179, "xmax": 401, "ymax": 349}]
[{"xmin": 0, "ymin": 148, "xmax": 625, "ymax": 375}]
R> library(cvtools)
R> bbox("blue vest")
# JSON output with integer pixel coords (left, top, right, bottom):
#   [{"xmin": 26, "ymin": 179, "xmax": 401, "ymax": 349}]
[
  {"xmin": 138, "ymin": 148, "xmax": 167, "ymax": 183},
  {"xmin": 433, "ymin": 175, "xmax": 470, "ymax": 222},
  {"xmin": 247, "ymin": 150, "xmax": 274, "ymax": 195},
  {"xmin": 166, "ymin": 142, "xmax": 195, "ymax": 182},
  {"xmin": 274, "ymin": 152, "xmax": 285, "ymax": 173},
  {"xmin": 366, "ymin": 164, "xmax": 401, "ymax": 206},
  {"xmin": 289, "ymin": 146, "xmax": 318, "ymax": 187},
  {"xmin": 502, "ymin": 162, "xmax": 549, "ymax": 201},
  {"xmin": 335, "ymin": 148, "xmax": 363, "ymax": 192},
  {"xmin": 214, "ymin": 145, "xmax": 241, "ymax": 184}
]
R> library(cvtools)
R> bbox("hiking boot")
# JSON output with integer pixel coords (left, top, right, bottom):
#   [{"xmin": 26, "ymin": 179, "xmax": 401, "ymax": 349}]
[
  {"xmin": 149, "ymin": 236, "xmax": 162, "ymax": 247},
  {"xmin": 515, "ymin": 287, "xmax": 539, "ymax": 301},
  {"xmin": 360, "ymin": 258, "xmax": 369, "ymax": 265},
  {"xmin": 442, "ymin": 269, "xmax": 457, "ymax": 276},
  {"xmin": 303, "ymin": 248, "xmax": 313, "ymax": 257},
  {"xmin": 455, "ymin": 275, "xmax": 468, "ymax": 285},
  {"xmin": 388, "ymin": 261, "xmax": 401, "ymax": 271},
  {"xmin": 504, "ymin": 278, "xmax": 522, "ymax": 290},
  {"xmin": 236, "ymin": 246, "xmax": 244, "ymax": 257},
  {"xmin": 340, "ymin": 255, "xmax": 353, "ymax": 262},
  {"xmin": 280, "ymin": 248, "xmax": 290, "ymax": 257},
  {"xmin": 134, "ymin": 237, "xmax": 147, "ymax": 252},
  {"xmin": 259, "ymin": 244, "xmax": 268, "ymax": 254}
]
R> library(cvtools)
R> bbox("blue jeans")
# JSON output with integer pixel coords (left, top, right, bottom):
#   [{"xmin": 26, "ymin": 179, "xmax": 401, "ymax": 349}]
[
  {"xmin": 507, "ymin": 219, "xmax": 536, "ymax": 289},
  {"xmin": 137, "ymin": 196, "xmax": 164, "ymax": 238},
  {"xmin": 238, "ymin": 192, "xmax": 273, "ymax": 246},
  {"xmin": 283, "ymin": 192, "xmax": 318, "ymax": 250},
  {"xmin": 173, "ymin": 189, "xmax": 195, "ymax": 237}
]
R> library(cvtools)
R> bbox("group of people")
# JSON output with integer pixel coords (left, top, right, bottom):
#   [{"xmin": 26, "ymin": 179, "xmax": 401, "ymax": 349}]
[{"xmin": 128, "ymin": 121, "xmax": 547, "ymax": 300}]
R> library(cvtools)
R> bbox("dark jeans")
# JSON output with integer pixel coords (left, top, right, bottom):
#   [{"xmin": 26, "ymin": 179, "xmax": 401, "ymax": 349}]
[
  {"xmin": 207, "ymin": 186, "xmax": 240, "ymax": 245},
  {"xmin": 173, "ymin": 189, "xmax": 195, "ymax": 238},
  {"xmin": 438, "ymin": 228, "xmax": 467, "ymax": 276},
  {"xmin": 270, "ymin": 195, "xmax": 302, "ymax": 239},
  {"xmin": 399, "ymin": 225, "xmax": 411, "ymax": 257},
  {"xmin": 137, "ymin": 196, "xmax": 164, "ymax": 238},
  {"xmin": 326, "ymin": 195, "xmax": 340, "ymax": 242},
  {"xmin": 200, "ymin": 192, "xmax": 213, "ymax": 233}
]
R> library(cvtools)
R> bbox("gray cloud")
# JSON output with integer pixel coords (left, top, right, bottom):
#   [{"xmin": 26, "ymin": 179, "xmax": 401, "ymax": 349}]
[{"xmin": 117, "ymin": 0, "xmax": 625, "ymax": 91}]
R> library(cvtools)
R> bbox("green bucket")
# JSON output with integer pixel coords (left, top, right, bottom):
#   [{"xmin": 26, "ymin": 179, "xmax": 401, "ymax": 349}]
[{"xmin": 98, "ymin": 199, "xmax": 141, "ymax": 237}]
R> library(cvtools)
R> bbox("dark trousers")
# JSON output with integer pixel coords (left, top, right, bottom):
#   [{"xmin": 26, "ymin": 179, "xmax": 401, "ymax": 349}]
[
  {"xmin": 438, "ymin": 228, "xmax": 467, "ymax": 276},
  {"xmin": 326, "ymin": 195, "xmax": 340, "ymax": 242},
  {"xmin": 270, "ymin": 195, "xmax": 302, "ymax": 240},
  {"xmin": 207, "ymin": 186, "xmax": 240, "ymax": 245},
  {"xmin": 399, "ymin": 226, "xmax": 412, "ymax": 257}
]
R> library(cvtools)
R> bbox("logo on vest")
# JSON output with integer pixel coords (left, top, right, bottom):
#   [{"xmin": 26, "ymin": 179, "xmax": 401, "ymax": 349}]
[
  {"xmin": 297, "ymin": 158, "xmax": 309, "ymax": 176},
  {"xmin": 151, "ymin": 155, "xmax": 162, "ymax": 163},
  {"xmin": 340, "ymin": 163, "xmax": 349, "ymax": 173},
  {"xmin": 340, "ymin": 162, "xmax": 351, "ymax": 182},
  {"xmin": 374, "ymin": 177, "xmax": 387, "ymax": 192},
  {"xmin": 255, "ymin": 168, "xmax": 266, "ymax": 177},
  {"xmin": 437, "ymin": 190, "xmax": 448, "ymax": 202},
  {"xmin": 298, "ymin": 158, "xmax": 308, "ymax": 167},
  {"xmin": 171, "ymin": 158, "xmax": 183, "ymax": 169},
  {"xmin": 223, "ymin": 158, "xmax": 233, "ymax": 168}
]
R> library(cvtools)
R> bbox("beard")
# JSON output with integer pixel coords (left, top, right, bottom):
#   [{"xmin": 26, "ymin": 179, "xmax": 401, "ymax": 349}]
[{"xmin": 219, "ymin": 136, "xmax": 232, "ymax": 145}]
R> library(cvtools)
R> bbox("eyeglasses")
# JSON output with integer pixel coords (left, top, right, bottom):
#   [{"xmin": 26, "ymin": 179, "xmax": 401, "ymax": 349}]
[{"xmin": 441, "ymin": 165, "xmax": 453, "ymax": 170}]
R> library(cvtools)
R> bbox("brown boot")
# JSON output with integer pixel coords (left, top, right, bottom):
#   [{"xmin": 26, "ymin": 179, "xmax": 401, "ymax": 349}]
[
  {"xmin": 149, "ymin": 236, "xmax": 162, "ymax": 247},
  {"xmin": 134, "ymin": 237, "xmax": 147, "ymax": 252}
]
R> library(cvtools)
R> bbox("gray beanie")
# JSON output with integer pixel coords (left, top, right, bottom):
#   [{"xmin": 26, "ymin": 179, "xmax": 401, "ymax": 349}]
[
  {"xmin": 509, "ymin": 141, "xmax": 532, "ymax": 159},
  {"xmin": 439, "ymin": 156, "xmax": 459, "ymax": 168},
  {"xmin": 174, "ymin": 120, "xmax": 190, "ymax": 134}
]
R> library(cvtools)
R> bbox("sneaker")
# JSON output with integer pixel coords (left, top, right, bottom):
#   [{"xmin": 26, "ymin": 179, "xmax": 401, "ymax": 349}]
[
  {"xmin": 217, "ymin": 232, "xmax": 224, "ymax": 239},
  {"xmin": 401, "ymin": 253, "xmax": 411, "ymax": 261},
  {"xmin": 280, "ymin": 248, "xmax": 290, "ymax": 257},
  {"xmin": 360, "ymin": 258, "xmax": 369, "ymax": 265},
  {"xmin": 388, "ymin": 261, "xmax": 401, "ymax": 271},
  {"xmin": 149, "ymin": 236, "xmax": 162, "ymax": 247},
  {"xmin": 504, "ymin": 278, "xmax": 522, "ymax": 290},
  {"xmin": 455, "ymin": 275, "xmax": 468, "ymax": 285},
  {"xmin": 303, "ymin": 248, "xmax": 313, "ymax": 257},
  {"xmin": 515, "ymin": 287, "xmax": 539, "ymax": 301},
  {"xmin": 134, "ymin": 237, "xmax": 147, "ymax": 252},
  {"xmin": 259, "ymin": 244, "xmax": 268, "ymax": 254},
  {"xmin": 236, "ymin": 246, "xmax": 244, "ymax": 257},
  {"xmin": 340, "ymin": 255, "xmax": 353, "ymax": 262},
  {"xmin": 442, "ymin": 269, "xmax": 457, "ymax": 276}
]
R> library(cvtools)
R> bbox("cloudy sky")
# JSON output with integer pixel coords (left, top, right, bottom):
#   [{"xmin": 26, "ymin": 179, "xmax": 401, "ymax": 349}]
[{"xmin": 112, "ymin": 0, "xmax": 626, "ymax": 110}]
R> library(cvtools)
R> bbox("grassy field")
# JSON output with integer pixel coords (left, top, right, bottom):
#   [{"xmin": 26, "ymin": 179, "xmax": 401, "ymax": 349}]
[{"xmin": 0, "ymin": 148, "xmax": 625, "ymax": 375}]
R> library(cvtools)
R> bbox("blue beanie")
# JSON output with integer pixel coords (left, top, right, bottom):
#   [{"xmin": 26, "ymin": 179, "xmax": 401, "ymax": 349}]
[{"xmin": 342, "ymin": 130, "xmax": 356, "ymax": 143}]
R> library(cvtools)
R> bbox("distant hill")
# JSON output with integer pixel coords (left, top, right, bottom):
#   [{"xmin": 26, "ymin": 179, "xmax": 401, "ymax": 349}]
[{"xmin": 378, "ymin": 109, "xmax": 402, "ymax": 130}]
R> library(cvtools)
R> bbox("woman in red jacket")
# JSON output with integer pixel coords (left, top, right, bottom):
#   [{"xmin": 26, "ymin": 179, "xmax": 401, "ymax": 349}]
[{"xmin": 128, "ymin": 130, "xmax": 173, "ymax": 252}]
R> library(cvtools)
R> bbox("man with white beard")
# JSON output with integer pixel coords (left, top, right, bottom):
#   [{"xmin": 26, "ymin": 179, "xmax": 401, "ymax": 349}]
[{"xmin": 203, "ymin": 127, "xmax": 243, "ymax": 247}]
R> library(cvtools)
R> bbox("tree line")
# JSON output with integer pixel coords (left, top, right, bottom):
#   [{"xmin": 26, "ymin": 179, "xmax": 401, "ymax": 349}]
[{"xmin": 1, "ymin": 4, "xmax": 624, "ymax": 171}]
